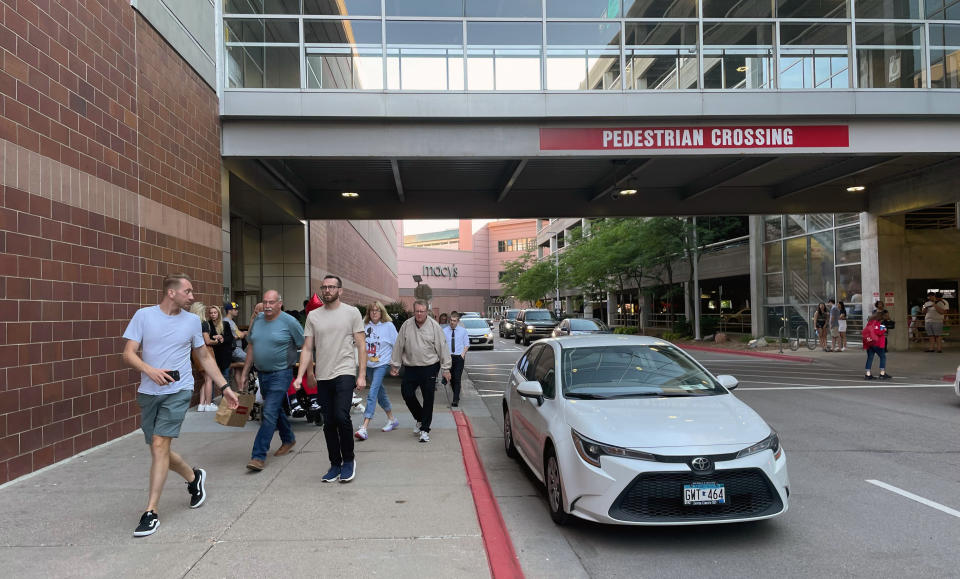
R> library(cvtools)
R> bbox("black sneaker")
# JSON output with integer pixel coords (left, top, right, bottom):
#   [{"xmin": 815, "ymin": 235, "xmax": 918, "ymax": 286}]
[
  {"xmin": 187, "ymin": 467, "xmax": 206, "ymax": 508},
  {"xmin": 864, "ymin": 374, "xmax": 875, "ymax": 380},
  {"xmin": 879, "ymin": 373, "xmax": 893, "ymax": 380},
  {"xmin": 134, "ymin": 510, "xmax": 159, "ymax": 537}
]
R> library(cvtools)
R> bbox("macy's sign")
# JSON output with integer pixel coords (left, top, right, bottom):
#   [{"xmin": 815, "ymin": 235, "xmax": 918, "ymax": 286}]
[{"xmin": 423, "ymin": 265, "xmax": 458, "ymax": 279}]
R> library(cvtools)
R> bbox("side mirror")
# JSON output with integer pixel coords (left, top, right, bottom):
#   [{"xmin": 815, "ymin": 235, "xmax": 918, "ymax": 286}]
[
  {"xmin": 517, "ymin": 380, "xmax": 544, "ymax": 405},
  {"xmin": 716, "ymin": 374, "xmax": 739, "ymax": 391}
]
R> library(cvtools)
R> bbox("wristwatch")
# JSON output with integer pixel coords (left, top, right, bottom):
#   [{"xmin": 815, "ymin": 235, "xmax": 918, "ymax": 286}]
[{"xmin": 218, "ymin": 383, "xmax": 230, "ymax": 395}]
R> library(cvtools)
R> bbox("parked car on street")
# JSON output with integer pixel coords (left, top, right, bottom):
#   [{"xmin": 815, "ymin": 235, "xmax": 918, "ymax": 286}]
[
  {"xmin": 461, "ymin": 317, "xmax": 494, "ymax": 350},
  {"xmin": 460, "ymin": 312, "xmax": 482, "ymax": 318},
  {"xmin": 514, "ymin": 309, "xmax": 560, "ymax": 346},
  {"xmin": 499, "ymin": 309, "xmax": 522, "ymax": 339},
  {"xmin": 502, "ymin": 335, "xmax": 789, "ymax": 526},
  {"xmin": 551, "ymin": 317, "xmax": 610, "ymax": 337},
  {"xmin": 721, "ymin": 308, "xmax": 751, "ymax": 325}
]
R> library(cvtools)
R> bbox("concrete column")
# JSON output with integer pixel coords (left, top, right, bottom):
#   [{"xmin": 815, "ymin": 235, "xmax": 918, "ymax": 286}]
[
  {"xmin": 565, "ymin": 296, "xmax": 573, "ymax": 313},
  {"xmin": 748, "ymin": 215, "xmax": 765, "ymax": 337},
  {"xmin": 584, "ymin": 296, "xmax": 593, "ymax": 319},
  {"xmin": 607, "ymin": 291, "xmax": 617, "ymax": 326},
  {"xmin": 220, "ymin": 165, "xmax": 231, "ymax": 301},
  {"xmin": 860, "ymin": 211, "xmax": 880, "ymax": 329},
  {"xmin": 549, "ymin": 235, "xmax": 558, "ymax": 254}
]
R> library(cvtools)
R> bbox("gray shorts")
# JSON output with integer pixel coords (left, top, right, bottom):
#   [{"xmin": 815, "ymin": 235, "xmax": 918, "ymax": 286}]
[
  {"xmin": 137, "ymin": 389, "xmax": 193, "ymax": 444},
  {"xmin": 926, "ymin": 321, "xmax": 943, "ymax": 336}
]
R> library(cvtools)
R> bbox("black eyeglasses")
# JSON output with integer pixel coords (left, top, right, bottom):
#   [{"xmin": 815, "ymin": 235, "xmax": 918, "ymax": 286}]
[{"xmin": 320, "ymin": 285, "xmax": 341, "ymax": 290}]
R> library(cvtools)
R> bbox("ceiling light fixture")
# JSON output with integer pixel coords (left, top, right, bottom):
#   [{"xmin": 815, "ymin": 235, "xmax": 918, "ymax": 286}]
[
  {"xmin": 845, "ymin": 185, "xmax": 866, "ymax": 192},
  {"xmin": 341, "ymin": 191, "xmax": 359, "ymax": 198},
  {"xmin": 618, "ymin": 189, "xmax": 638, "ymax": 196}
]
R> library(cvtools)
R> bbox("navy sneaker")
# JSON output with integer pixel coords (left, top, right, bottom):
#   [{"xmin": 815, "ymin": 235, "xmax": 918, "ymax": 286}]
[
  {"xmin": 340, "ymin": 460, "xmax": 356, "ymax": 483},
  {"xmin": 134, "ymin": 510, "xmax": 159, "ymax": 537},
  {"xmin": 186, "ymin": 467, "xmax": 206, "ymax": 508},
  {"xmin": 879, "ymin": 373, "xmax": 893, "ymax": 380},
  {"xmin": 322, "ymin": 464, "xmax": 341, "ymax": 483}
]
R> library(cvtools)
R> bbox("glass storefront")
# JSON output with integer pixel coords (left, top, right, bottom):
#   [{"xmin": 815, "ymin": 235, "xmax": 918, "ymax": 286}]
[
  {"xmin": 222, "ymin": 0, "xmax": 960, "ymax": 90},
  {"xmin": 761, "ymin": 213, "xmax": 863, "ymax": 338}
]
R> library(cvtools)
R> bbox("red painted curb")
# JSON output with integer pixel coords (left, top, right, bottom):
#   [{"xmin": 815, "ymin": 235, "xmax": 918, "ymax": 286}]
[
  {"xmin": 679, "ymin": 344, "xmax": 815, "ymax": 363},
  {"xmin": 943, "ymin": 375, "xmax": 956, "ymax": 383},
  {"xmin": 453, "ymin": 410, "xmax": 525, "ymax": 579}
]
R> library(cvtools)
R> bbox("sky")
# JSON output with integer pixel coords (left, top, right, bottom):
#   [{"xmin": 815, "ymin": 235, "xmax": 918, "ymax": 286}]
[{"xmin": 403, "ymin": 219, "xmax": 495, "ymax": 235}]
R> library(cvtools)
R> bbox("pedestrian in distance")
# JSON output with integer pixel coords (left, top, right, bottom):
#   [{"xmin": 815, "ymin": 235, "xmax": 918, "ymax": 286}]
[
  {"xmin": 189, "ymin": 302, "xmax": 214, "ymax": 409},
  {"xmin": 813, "ymin": 302, "xmax": 829, "ymax": 351},
  {"xmin": 837, "ymin": 301, "xmax": 848, "ymax": 351},
  {"xmin": 828, "ymin": 299, "xmax": 841, "ymax": 352},
  {"xmin": 871, "ymin": 300, "xmax": 891, "ymax": 353},
  {"xmin": 908, "ymin": 301, "xmax": 922, "ymax": 343},
  {"xmin": 202, "ymin": 304, "xmax": 235, "ymax": 410},
  {"xmin": 240, "ymin": 290, "xmax": 304, "ymax": 472},
  {"xmin": 922, "ymin": 291, "xmax": 949, "ymax": 353},
  {"xmin": 862, "ymin": 311, "xmax": 891, "ymax": 380},
  {"xmin": 390, "ymin": 299, "xmax": 452, "ymax": 443},
  {"xmin": 442, "ymin": 311, "xmax": 469, "ymax": 407},
  {"xmin": 438, "ymin": 312, "xmax": 448, "ymax": 325},
  {"xmin": 122, "ymin": 274, "xmax": 239, "ymax": 537},
  {"xmin": 355, "ymin": 301, "xmax": 400, "ymax": 441},
  {"xmin": 294, "ymin": 275, "xmax": 367, "ymax": 483},
  {"xmin": 223, "ymin": 302, "xmax": 248, "ymax": 364}
]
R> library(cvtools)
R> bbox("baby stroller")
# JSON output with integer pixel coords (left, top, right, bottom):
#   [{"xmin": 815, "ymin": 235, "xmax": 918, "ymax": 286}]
[{"xmin": 287, "ymin": 372, "xmax": 324, "ymax": 427}]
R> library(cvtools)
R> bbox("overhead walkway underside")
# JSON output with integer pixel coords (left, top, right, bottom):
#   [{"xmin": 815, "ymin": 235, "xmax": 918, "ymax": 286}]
[{"xmin": 222, "ymin": 118, "xmax": 960, "ymax": 221}]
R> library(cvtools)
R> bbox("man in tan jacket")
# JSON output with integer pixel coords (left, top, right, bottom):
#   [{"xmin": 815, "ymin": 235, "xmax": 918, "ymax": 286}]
[{"xmin": 390, "ymin": 300, "xmax": 452, "ymax": 443}]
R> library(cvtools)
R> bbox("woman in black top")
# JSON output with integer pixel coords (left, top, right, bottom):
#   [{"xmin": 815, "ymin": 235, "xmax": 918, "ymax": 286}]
[
  {"xmin": 813, "ymin": 302, "xmax": 829, "ymax": 351},
  {"xmin": 202, "ymin": 305, "xmax": 234, "ymax": 411}
]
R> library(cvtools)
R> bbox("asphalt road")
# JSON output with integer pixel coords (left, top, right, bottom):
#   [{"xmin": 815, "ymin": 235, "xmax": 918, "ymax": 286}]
[{"xmin": 466, "ymin": 335, "xmax": 960, "ymax": 579}]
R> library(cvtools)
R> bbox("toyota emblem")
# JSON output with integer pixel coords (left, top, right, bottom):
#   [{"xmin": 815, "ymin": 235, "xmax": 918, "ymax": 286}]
[{"xmin": 691, "ymin": 457, "xmax": 711, "ymax": 471}]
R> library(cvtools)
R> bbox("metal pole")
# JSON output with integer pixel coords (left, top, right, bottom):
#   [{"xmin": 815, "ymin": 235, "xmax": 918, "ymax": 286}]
[
  {"xmin": 554, "ymin": 247, "xmax": 560, "ymax": 315},
  {"xmin": 693, "ymin": 217, "xmax": 701, "ymax": 340}
]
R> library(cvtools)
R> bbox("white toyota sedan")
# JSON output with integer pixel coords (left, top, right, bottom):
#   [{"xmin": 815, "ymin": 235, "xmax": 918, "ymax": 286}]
[{"xmin": 502, "ymin": 335, "xmax": 789, "ymax": 526}]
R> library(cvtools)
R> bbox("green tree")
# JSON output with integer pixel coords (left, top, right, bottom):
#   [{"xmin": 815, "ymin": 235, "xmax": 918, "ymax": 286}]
[
  {"xmin": 499, "ymin": 253, "xmax": 536, "ymax": 299},
  {"xmin": 515, "ymin": 258, "xmax": 557, "ymax": 303}
]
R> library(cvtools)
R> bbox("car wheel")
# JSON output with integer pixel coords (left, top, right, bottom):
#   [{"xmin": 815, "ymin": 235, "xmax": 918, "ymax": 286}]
[
  {"xmin": 503, "ymin": 408, "xmax": 518, "ymax": 459},
  {"xmin": 545, "ymin": 450, "xmax": 570, "ymax": 525}
]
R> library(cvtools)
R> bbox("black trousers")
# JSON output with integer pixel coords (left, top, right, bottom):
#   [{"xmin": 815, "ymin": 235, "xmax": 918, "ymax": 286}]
[
  {"xmin": 401, "ymin": 363, "xmax": 439, "ymax": 432},
  {"xmin": 317, "ymin": 375, "xmax": 355, "ymax": 466},
  {"xmin": 449, "ymin": 355, "xmax": 465, "ymax": 403}
]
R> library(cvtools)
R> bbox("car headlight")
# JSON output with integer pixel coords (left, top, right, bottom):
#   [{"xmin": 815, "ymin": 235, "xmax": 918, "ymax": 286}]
[
  {"xmin": 736, "ymin": 431, "xmax": 781, "ymax": 459},
  {"xmin": 571, "ymin": 430, "xmax": 655, "ymax": 468},
  {"xmin": 484, "ymin": 333, "xmax": 492, "ymax": 339},
  {"xmin": 504, "ymin": 322, "xmax": 513, "ymax": 328},
  {"xmin": 526, "ymin": 326, "xmax": 534, "ymax": 332}
]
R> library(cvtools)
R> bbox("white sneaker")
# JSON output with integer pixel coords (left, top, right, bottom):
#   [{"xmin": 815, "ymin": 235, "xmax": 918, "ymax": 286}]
[
  {"xmin": 413, "ymin": 422, "xmax": 422, "ymax": 436},
  {"xmin": 419, "ymin": 431, "xmax": 430, "ymax": 443},
  {"xmin": 382, "ymin": 418, "xmax": 399, "ymax": 432},
  {"xmin": 840, "ymin": 347, "xmax": 846, "ymax": 352},
  {"xmin": 197, "ymin": 404, "xmax": 207, "ymax": 412},
  {"xmin": 206, "ymin": 404, "xmax": 219, "ymax": 411}
]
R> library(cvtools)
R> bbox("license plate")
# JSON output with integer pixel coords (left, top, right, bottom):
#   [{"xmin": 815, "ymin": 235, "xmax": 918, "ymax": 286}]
[
  {"xmin": 470, "ymin": 338, "xmax": 482, "ymax": 343},
  {"xmin": 683, "ymin": 482, "xmax": 726, "ymax": 505}
]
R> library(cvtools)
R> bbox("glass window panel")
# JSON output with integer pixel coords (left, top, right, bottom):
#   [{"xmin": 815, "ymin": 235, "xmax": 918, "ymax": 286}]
[
  {"xmin": 856, "ymin": 48, "xmax": 925, "ymax": 88},
  {"xmin": 780, "ymin": 51, "xmax": 849, "ymax": 88},
  {"xmin": 625, "ymin": 23, "xmax": 698, "ymax": 46},
  {"xmin": 624, "ymin": 0, "xmax": 697, "ymax": 18},
  {"xmin": 225, "ymin": 0, "xmax": 300, "ymax": 14},
  {"xmin": 466, "ymin": 0, "xmax": 541, "ymax": 17},
  {"xmin": 810, "ymin": 230, "xmax": 835, "ymax": 301},
  {"xmin": 930, "ymin": 25, "xmax": 960, "ymax": 47},
  {"xmin": 702, "ymin": 0, "xmax": 773, "ymax": 18},
  {"xmin": 784, "ymin": 214, "xmax": 804, "ymax": 236},
  {"xmin": 835, "ymin": 225, "xmax": 860, "ymax": 264},
  {"xmin": 306, "ymin": 47, "xmax": 383, "ymax": 88},
  {"xmin": 303, "ymin": 0, "xmax": 382, "ymax": 15},
  {"xmin": 930, "ymin": 49, "xmax": 960, "ymax": 88},
  {"xmin": 387, "ymin": 48, "xmax": 465, "ymax": 89},
  {"xmin": 224, "ymin": 19, "xmax": 300, "ymax": 43},
  {"xmin": 777, "ymin": 0, "xmax": 849, "ymax": 17},
  {"xmin": 547, "ymin": 49, "xmax": 621, "ymax": 89},
  {"xmin": 304, "ymin": 20, "xmax": 382, "ymax": 44},
  {"xmin": 784, "ymin": 236, "xmax": 809, "ymax": 304},
  {"xmin": 547, "ymin": 0, "xmax": 624, "ymax": 18},
  {"xmin": 807, "ymin": 214, "xmax": 833, "ymax": 231},
  {"xmin": 626, "ymin": 50, "xmax": 699, "ymax": 89},
  {"xmin": 703, "ymin": 50, "xmax": 773, "ymax": 88},
  {"xmin": 855, "ymin": 24, "xmax": 922, "ymax": 47},
  {"xmin": 927, "ymin": 0, "xmax": 946, "ymax": 16},
  {"xmin": 764, "ymin": 215, "xmax": 782, "ymax": 241},
  {"xmin": 780, "ymin": 24, "xmax": 849, "ymax": 46},
  {"xmin": 836, "ymin": 213, "xmax": 859, "ymax": 226},
  {"xmin": 467, "ymin": 22, "xmax": 542, "ymax": 46},
  {"xmin": 547, "ymin": 22, "xmax": 622, "ymax": 46},
  {"xmin": 854, "ymin": 0, "xmax": 920, "ymax": 19},
  {"xmin": 765, "ymin": 274, "xmax": 784, "ymax": 300},
  {"xmin": 386, "ymin": 0, "xmax": 463, "ymax": 17},
  {"xmin": 226, "ymin": 46, "xmax": 300, "ymax": 87},
  {"xmin": 836, "ymin": 265, "xmax": 861, "ymax": 309},
  {"xmin": 764, "ymin": 241, "xmax": 782, "ymax": 273},
  {"xmin": 387, "ymin": 21, "xmax": 464, "ymax": 45},
  {"xmin": 703, "ymin": 24, "xmax": 773, "ymax": 46},
  {"xmin": 467, "ymin": 49, "xmax": 542, "ymax": 89}
]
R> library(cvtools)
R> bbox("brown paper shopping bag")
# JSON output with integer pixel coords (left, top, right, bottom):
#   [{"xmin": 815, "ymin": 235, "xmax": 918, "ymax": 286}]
[{"xmin": 215, "ymin": 392, "xmax": 255, "ymax": 427}]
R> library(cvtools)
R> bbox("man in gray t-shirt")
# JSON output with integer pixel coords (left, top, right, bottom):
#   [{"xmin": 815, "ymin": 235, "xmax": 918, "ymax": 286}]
[
  {"xmin": 122, "ymin": 274, "xmax": 239, "ymax": 537},
  {"xmin": 827, "ymin": 299, "xmax": 841, "ymax": 351}
]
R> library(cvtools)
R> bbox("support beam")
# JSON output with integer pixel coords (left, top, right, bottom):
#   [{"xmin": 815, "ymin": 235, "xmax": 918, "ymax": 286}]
[
  {"xmin": 391, "ymin": 160, "xmax": 405, "ymax": 203},
  {"xmin": 497, "ymin": 159, "xmax": 528, "ymax": 203},
  {"xmin": 257, "ymin": 159, "xmax": 310, "ymax": 204},
  {"xmin": 591, "ymin": 158, "xmax": 652, "ymax": 202},
  {"xmin": 772, "ymin": 157, "xmax": 898, "ymax": 199},
  {"xmin": 682, "ymin": 157, "xmax": 777, "ymax": 200}
]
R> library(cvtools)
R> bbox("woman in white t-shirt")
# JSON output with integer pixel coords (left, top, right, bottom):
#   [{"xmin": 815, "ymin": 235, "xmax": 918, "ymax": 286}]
[
  {"xmin": 837, "ymin": 301, "xmax": 848, "ymax": 351},
  {"xmin": 355, "ymin": 302, "xmax": 400, "ymax": 440}
]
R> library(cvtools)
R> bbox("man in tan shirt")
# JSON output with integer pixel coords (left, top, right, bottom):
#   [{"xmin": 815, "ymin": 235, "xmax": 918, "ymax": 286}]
[
  {"xmin": 390, "ymin": 299, "xmax": 452, "ymax": 443},
  {"xmin": 295, "ymin": 275, "xmax": 366, "ymax": 483}
]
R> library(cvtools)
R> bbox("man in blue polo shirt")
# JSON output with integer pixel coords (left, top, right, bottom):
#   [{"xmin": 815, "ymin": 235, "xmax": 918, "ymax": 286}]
[{"xmin": 240, "ymin": 289, "xmax": 305, "ymax": 471}]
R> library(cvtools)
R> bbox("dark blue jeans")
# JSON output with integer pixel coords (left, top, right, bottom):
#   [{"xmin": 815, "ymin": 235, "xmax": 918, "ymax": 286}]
[
  {"xmin": 318, "ymin": 375, "xmax": 356, "ymax": 466},
  {"xmin": 251, "ymin": 368, "xmax": 295, "ymax": 461},
  {"xmin": 865, "ymin": 346, "xmax": 886, "ymax": 372}
]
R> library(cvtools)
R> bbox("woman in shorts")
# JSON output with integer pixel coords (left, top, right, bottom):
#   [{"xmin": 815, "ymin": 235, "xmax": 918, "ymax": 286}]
[
  {"xmin": 837, "ymin": 301, "xmax": 848, "ymax": 351},
  {"xmin": 813, "ymin": 302, "xmax": 829, "ymax": 350}
]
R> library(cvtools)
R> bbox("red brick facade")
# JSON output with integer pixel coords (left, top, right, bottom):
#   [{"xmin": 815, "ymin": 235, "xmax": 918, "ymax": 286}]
[
  {"xmin": 310, "ymin": 220, "xmax": 399, "ymax": 307},
  {"xmin": 0, "ymin": 2, "xmax": 222, "ymax": 483}
]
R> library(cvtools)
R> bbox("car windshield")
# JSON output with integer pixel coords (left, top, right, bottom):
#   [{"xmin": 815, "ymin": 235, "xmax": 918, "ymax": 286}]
[
  {"xmin": 460, "ymin": 319, "xmax": 488, "ymax": 329},
  {"xmin": 525, "ymin": 311, "xmax": 556, "ymax": 321},
  {"xmin": 570, "ymin": 319, "xmax": 606, "ymax": 331},
  {"xmin": 561, "ymin": 345, "xmax": 725, "ymax": 398},
  {"xmin": 504, "ymin": 310, "xmax": 519, "ymax": 320}
]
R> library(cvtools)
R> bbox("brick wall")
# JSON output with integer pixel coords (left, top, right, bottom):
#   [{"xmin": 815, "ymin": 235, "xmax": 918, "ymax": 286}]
[
  {"xmin": 0, "ymin": 1, "xmax": 221, "ymax": 484},
  {"xmin": 310, "ymin": 220, "xmax": 399, "ymax": 307}
]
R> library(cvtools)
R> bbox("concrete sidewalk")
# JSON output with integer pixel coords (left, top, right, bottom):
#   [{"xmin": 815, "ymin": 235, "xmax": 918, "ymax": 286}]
[{"xmin": 0, "ymin": 379, "xmax": 492, "ymax": 578}]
